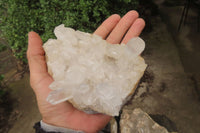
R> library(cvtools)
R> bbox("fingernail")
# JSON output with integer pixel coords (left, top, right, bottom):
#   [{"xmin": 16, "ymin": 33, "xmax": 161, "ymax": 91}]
[
  {"xmin": 28, "ymin": 31, "xmax": 40, "ymax": 39},
  {"xmin": 28, "ymin": 31, "xmax": 34, "ymax": 38}
]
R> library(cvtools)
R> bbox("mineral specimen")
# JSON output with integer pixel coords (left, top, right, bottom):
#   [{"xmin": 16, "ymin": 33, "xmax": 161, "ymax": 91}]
[
  {"xmin": 43, "ymin": 24, "xmax": 147, "ymax": 116},
  {"xmin": 120, "ymin": 108, "xmax": 169, "ymax": 133}
]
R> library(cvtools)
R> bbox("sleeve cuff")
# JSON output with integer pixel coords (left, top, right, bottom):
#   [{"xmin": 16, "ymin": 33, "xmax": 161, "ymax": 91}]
[{"xmin": 40, "ymin": 120, "xmax": 84, "ymax": 133}]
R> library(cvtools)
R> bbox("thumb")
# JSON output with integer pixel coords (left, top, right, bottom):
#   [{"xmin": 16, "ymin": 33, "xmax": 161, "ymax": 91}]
[
  {"xmin": 27, "ymin": 31, "xmax": 47, "ymax": 75},
  {"xmin": 27, "ymin": 31, "xmax": 44, "ymax": 57}
]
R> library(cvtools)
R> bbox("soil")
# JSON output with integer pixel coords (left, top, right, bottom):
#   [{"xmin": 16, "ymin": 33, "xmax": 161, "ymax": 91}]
[
  {"xmin": 0, "ymin": 49, "xmax": 40, "ymax": 133},
  {"xmin": 125, "ymin": 14, "xmax": 200, "ymax": 133},
  {"xmin": 0, "ymin": 91, "xmax": 14, "ymax": 133},
  {"xmin": 0, "ymin": 49, "xmax": 17, "ymax": 133}
]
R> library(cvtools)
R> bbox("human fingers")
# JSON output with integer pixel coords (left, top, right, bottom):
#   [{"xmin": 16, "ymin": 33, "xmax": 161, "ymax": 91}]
[
  {"xmin": 94, "ymin": 14, "xmax": 121, "ymax": 39},
  {"xmin": 27, "ymin": 32, "xmax": 47, "ymax": 74},
  {"xmin": 121, "ymin": 18, "xmax": 145, "ymax": 44},
  {"xmin": 27, "ymin": 32, "xmax": 44, "ymax": 56},
  {"xmin": 106, "ymin": 10, "xmax": 139, "ymax": 44},
  {"xmin": 27, "ymin": 32, "xmax": 52, "ymax": 93}
]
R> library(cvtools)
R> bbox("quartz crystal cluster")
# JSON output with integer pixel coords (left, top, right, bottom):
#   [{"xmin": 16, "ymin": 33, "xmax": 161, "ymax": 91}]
[{"xmin": 43, "ymin": 24, "xmax": 147, "ymax": 116}]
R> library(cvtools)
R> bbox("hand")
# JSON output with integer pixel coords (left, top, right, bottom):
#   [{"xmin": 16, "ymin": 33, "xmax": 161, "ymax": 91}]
[{"xmin": 27, "ymin": 10, "xmax": 145, "ymax": 133}]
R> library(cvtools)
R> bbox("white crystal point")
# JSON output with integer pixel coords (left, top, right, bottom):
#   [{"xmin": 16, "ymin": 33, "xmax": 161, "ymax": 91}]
[
  {"xmin": 126, "ymin": 37, "xmax": 145, "ymax": 56},
  {"xmin": 47, "ymin": 88, "xmax": 73, "ymax": 105},
  {"xmin": 43, "ymin": 24, "xmax": 147, "ymax": 116}
]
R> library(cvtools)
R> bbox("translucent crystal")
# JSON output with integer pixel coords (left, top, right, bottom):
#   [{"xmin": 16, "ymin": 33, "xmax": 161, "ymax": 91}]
[{"xmin": 43, "ymin": 24, "xmax": 147, "ymax": 116}]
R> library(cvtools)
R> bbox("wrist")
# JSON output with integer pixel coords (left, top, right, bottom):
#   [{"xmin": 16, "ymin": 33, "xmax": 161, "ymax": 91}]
[
  {"xmin": 42, "ymin": 114, "xmax": 102, "ymax": 133},
  {"xmin": 42, "ymin": 117, "xmax": 95, "ymax": 133},
  {"xmin": 40, "ymin": 120, "xmax": 84, "ymax": 133},
  {"xmin": 41, "ymin": 109, "xmax": 74, "ymax": 130},
  {"xmin": 40, "ymin": 107, "xmax": 111, "ymax": 133},
  {"xmin": 42, "ymin": 117, "xmax": 71, "ymax": 130},
  {"xmin": 42, "ymin": 115, "xmax": 90, "ymax": 132}
]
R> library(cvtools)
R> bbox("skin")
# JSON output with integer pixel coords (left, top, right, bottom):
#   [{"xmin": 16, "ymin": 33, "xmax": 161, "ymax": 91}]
[{"xmin": 27, "ymin": 10, "xmax": 145, "ymax": 133}]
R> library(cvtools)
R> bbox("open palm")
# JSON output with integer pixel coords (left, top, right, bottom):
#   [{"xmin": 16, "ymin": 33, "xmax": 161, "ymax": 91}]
[{"xmin": 27, "ymin": 10, "xmax": 145, "ymax": 133}]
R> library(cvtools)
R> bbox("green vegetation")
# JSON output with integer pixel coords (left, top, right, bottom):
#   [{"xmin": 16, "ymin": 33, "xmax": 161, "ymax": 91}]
[{"xmin": 0, "ymin": 0, "xmax": 139, "ymax": 63}]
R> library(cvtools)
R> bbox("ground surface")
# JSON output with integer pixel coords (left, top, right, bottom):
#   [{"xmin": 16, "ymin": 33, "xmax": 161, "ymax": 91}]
[
  {"xmin": 124, "ymin": 15, "xmax": 200, "ymax": 133},
  {"xmin": 0, "ymin": 1, "xmax": 200, "ymax": 132},
  {"xmin": 158, "ymin": 0, "xmax": 200, "ymax": 72},
  {"xmin": 157, "ymin": 0, "xmax": 200, "ymax": 103},
  {"xmin": 0, "ymin": 50, "xmax": 41, "ymax": 133},
  {"xmin": 7, "ymin": 73, "xmax": 41, "ymax": 133}
]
